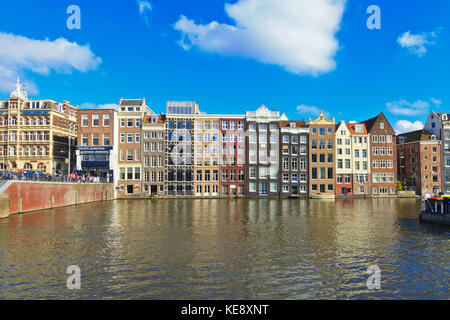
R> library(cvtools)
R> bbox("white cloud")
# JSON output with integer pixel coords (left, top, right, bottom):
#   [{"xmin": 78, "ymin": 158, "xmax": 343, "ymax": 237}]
[
  {"xmin": 387, "ymin": 99, "xmax": 430, "ymax": 116},
  {"xmin": 397, "ymin": 30, "xmax": 438, "ymax": 57},
  {"xmin": 430, "ymin": 97, "xmax": 442, "ymax": 107},
  {"xmin": 0, "ymin": 32, "xmax": 101, "ymax": 95},
  {"xmin": 174, "ymin": 0, "xmax": 347, "ymax": 75},
  {"xmin": 79, "ymin": 102, "xmax": 118, "ymax": 110},
  {"xmin": 297, "ymin": 104, "xmax": 330, "ymax": 118},
  {"xmin": 137, "ymin": 1, "xmax": 152, "ymax": 26},
  {"xmin": 394, "ymin": 120, "xmax": 424, "ymax": 134}
]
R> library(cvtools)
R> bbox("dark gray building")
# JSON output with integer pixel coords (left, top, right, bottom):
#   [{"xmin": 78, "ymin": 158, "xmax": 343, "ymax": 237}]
[
  {"xmin": 245, "ymin": 105, "xmax": 281, "ymax": 197},
  {"xmin": 279, "ymin": 119, "xmax": 309, "ymax": 198},
  {"xmin": 165, "ymin": 101, "xmax": 199, "ymax": 196}
]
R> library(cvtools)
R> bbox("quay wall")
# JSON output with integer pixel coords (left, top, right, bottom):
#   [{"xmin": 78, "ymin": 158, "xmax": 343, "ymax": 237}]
[{"xmin": 0, "ymin": 181, "xmax": 114, "ymax": 216}]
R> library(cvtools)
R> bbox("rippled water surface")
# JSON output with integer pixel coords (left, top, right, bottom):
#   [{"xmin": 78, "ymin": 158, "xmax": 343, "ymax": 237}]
[{"xmin": 0, "ymin": 198, "xmax": 449, "ymax": 299}]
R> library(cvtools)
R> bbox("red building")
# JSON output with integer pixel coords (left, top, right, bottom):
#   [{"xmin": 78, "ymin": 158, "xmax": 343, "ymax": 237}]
[{"xmin": 220, "ymin": 116, "xmax": 246, "ymax": 196}]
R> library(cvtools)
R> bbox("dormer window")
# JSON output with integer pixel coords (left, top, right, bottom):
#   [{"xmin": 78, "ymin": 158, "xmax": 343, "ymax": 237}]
[
  {"xmin": 431, "ymin": 135, "xmax": 436, "ymax": 141},
  {"xmin": 442, "ymin": 114, "xmax": 448, "ymax": 121},
  {"xmin": 290, "ymin": 123, "xmax": 296, "ymax": 128},
  {"xmin": 355, "ymin": 125, "xmax": 363, "ymax": 133}
]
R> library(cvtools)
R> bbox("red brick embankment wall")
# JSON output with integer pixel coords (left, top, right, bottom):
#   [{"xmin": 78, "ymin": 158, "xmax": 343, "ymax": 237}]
[{"xmin": 2, "ymin": 182, "xmax": 114, "ymax": 214}]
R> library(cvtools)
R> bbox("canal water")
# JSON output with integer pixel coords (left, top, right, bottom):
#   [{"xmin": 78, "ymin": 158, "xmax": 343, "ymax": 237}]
[{"xmin": 0, "ymin": 199, "xmax": 448, "ymax": 299}]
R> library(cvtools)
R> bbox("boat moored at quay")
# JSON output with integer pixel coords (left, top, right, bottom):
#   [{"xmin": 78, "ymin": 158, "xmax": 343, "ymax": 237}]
[{"xmin": 420, "ymin": 196, "xmax": 450, "ymax": 226}]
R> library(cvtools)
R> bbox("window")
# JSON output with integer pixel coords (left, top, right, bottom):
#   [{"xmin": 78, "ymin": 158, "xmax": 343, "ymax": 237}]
[
  {"xmin": 344, "ymin": 174, "xmax": 351, "ymax": 184},
  {"xmin": 127, "ymin": 119, "xmax": 133, "ymax": 127},
  {"xmin": 300, "ymin": 157, "xmax": 306, "ymax": 170},
  {"xmin": 380, "ymin": 123, "xmax": 384, "ymax": 129},
  {"xmin": 270, "ymin": 182, "xmax": 277, "ymax": 192},
  {"xmin": 328, "ymin": 168, "xmax": 333, "ymax": 179},
  {"xmin": 337, "ymin": 174, "xmax": 343, "ymax": 184},
  {"xmin": 127, "ymin": 133, "xmax": 133, "ymax": 143},
  {"xmin": 319, "ymin": 154, "xmax": 325, "ymax": 163},
  {"xmin": 373, "ymin": 173, "xmax": 379, "ymax": 183},
  {"xmin": 92, "ymin": 114, "xmax": 99, "ymax": 127},
  {"xmin": 320, "ymin": 168, "xmax": 325, "ymax": 179},
  {"xmin": 82, "ymin": 134, "xmax": 88, "ymax": 146},
  {"xmin": 283, "ymin": 157, "xmax": 289, "ymax": 170},
  {"xmin": 127, "ymin": 149, "xmax": 133, "ymax": 161},
  {"xmin": 345, "ymin": 159, "xmax": 351, "ymax": 169},
  {"xmin": 259, "ymin": 182, "xmax": 268, "ymax": 195},
  {"xmin": 135, "ymin": 168, "xmax": 140, "ymax": 180},
  {"xmin": 92, "ymin": 134, "xmax": 99, "ymax": 146},
  {"xmin": 82, "ymin": 115, "xmax": 89, "ymax": 127}
]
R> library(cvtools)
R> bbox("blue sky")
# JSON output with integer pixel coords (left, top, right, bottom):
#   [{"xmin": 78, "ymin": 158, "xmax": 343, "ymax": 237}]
[{"xmin": 0, "ymin": 0, "xmax": 448, "ymax": 133}]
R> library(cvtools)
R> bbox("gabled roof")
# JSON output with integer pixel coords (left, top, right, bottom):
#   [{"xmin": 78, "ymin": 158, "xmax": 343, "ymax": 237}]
[
  {"xmin": 361, "ymin": 112, "xmax": 394, "ymax": 133},
  {"xmin": 335, "ymin": 120, "xmax": 347, "ymax": 131},
  {"xmin": 143, "ymin": 114, "xmax": 165, "ymax": 125},
  {"xmin": 361, "ymin": 115, "xmax": 378, "ymax": 132},
  {"xmin": 347, "ymin": 122, "xmax": 367, "ymax": 135},
  {"xmin": 279, "ymin": 120, "xmax": 306, "ymax": 128},
  {"xmin": 119, "ymin": 98, "xmax": 145, "ymax": 106},
  {"xmin": 397, "ymin": 129, "xmax": 438, "ymax": 144}
]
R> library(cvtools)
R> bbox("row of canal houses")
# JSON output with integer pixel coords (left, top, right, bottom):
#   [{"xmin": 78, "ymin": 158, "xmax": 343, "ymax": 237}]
[
  {"xmin": 76, "ymin": 98, "xmax": 417, "ymax": 199},
  {"xmin": 0, "ymin": 81, "xmax": 444, "ymax": 198}
]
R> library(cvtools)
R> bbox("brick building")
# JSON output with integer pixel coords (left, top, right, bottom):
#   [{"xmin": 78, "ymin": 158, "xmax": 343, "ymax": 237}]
[
  {"xmin": 362, "ymin": 112, "xmax": 397, "ymax": 196},
  {"xmin": 309, "ymin": 111, "xmax": 335, "ymax": 198},
  {"xmin": 116, "ymin": 98, "xmax": 152, "ymax": 198},
  {"xmin": 220, "ymin": 116, "xmax": 246, "ymax": 197},
  {"xmin": 194, "ymin": 115, "xmax": 220, "ymax": 197},
  {"xmin": 76, "ymin": 108, "xmax": 118, "ymax": 183},
  {"xmin": 397, "ymin": 129, "xmax": 441, "ymax": 195}
]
